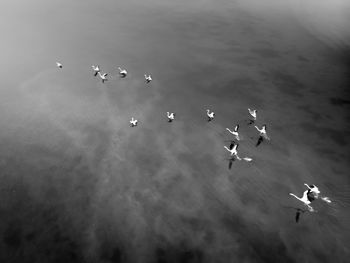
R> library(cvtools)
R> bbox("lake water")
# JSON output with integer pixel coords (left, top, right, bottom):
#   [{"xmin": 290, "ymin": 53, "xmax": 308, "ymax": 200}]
[{"xmin": 0, "ymin": 0, "xmax": 349, "ymax": 262}]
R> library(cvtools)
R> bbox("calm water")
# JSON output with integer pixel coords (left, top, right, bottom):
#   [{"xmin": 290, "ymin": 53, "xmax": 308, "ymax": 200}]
[{"xmin": 0, "ymin": 0, "xmax": 349, "ymax": 262}]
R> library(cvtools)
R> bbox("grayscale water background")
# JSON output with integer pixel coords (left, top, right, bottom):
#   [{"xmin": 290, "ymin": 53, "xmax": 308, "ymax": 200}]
[{"xmin": 0, "ymin": 0, "xmax": 349, "ymax": 262}]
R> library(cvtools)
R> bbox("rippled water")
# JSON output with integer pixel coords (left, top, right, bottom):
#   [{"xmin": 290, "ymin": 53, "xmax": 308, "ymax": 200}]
[{"xmin": 0, "ymin": 0, "xmax": 349, "ymax": 262}]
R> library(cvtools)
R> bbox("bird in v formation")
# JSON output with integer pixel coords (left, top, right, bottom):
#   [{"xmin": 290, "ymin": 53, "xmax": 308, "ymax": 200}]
[{"xmin": 58, "ymin": 62, "xmax": 332, "ymax": 218}]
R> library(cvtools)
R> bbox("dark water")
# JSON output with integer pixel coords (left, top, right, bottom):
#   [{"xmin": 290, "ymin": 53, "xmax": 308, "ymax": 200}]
[{"xmin": 0, "ymin": 0, "xmax": 349, "ymax": 262}]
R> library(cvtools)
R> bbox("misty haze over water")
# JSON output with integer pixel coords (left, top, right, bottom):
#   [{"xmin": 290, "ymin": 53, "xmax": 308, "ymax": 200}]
[{"xmin": 0, "ymin": 0, "xmax": 349, "ymax": 262}]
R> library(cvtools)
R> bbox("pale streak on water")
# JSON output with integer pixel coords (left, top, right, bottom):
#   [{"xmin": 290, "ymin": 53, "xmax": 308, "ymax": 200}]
[{"xmin": 0, "ymin": 0, "xmax": 349, "ymax": 262}]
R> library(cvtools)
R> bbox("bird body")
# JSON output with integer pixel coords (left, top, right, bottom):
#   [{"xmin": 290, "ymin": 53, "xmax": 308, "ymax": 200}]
[
  {"xmin": 206, "ymin": 109, "xmax": 215, "ymax": 121},
  {"xmin": 56, "ymin": 62, "xmax": 63, "ymax": 68},
  {"xmin": 92, "ymin": 65, "xmax": 100, "ymax": 76},
  {"xmin": 226, "ymin": 124, "xmax": 240, "ymax": 141},
  {"xmin": 130, "ymin": 117, "xmax": 138, "ymax": 127},
  {"xmin": 98, "ymin": 72, "xmax": 108, "ymax": 83},
  {"xmin": 290, "ymin": 183, "xmax": 332, "ymax": 212},
  {"xmin": 224, "ymin": 143, "xmax": 252, "ymax": 162},
  {"xmin": 255, "ymin": 124, "xmax": 266, "ymax": 135},
  {"xmin": 255, "ymin": 124, "xmax": 270, "ymax": 146},
  {"xmin": 167, "ymin": 112, "xmax": 175, "ymax": 122},
  {"xmin": 224, "ymin": 144, "xmax": 238, "ymax": 157},
  {"xmin": 118, "ymin": 67, "xmax": 127, "ymax": 77},
  {"xmin": 144, "ymin": 74, "xmax": 152, "ymax": 83},
  {"xmin": 248, "ymin": 108, "xmax": 257, "ymax": 120}
]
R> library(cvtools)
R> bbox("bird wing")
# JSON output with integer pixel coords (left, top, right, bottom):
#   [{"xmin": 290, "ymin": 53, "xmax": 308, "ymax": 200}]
[{"xmin": 302, "ymin": 190, "xmax": 309, "ymax": 202}]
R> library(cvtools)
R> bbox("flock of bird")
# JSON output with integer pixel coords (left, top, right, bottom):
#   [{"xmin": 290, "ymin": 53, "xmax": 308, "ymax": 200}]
[{"xmin": 55, "ymin": 61, "xmax": 332, "ymax": 223}]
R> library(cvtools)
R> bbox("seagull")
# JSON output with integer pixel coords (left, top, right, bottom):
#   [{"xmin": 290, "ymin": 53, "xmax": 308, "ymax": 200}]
[
  {"xmin": 98, "ymin": 72, "xmax": 108, "ymax": 83},
  {"xmin": 118, "ymin": 67, "xmax": 127, "ymax": 78},
  {"xmin": 56, "ymin": 62, "xmax": 63, "ymax": 68},
  {"xmin": 224, "ymin": 143, "xmax": 252, "ymax": 162},
  {"xmin": 226, "ymin": 124, "xmax": 240, "ymax": 141},
  {"xmin": 206, "ymin": 109, "xmax": 215, "ymax": 122},
  {"xmin": 167, "ymin": 112, "xmax": 175, "ymax": 122},
  {"xmin": 130, "ymin": 117, "xmax": 138, "ymax": 127},
  {"xmin": 248, "ymin": 108, "xmax": 257, "ymax": 125},
  {"xmin": 92, "ymin": 65, "xmax": 100, "ymax": 76},
  {"xmin": 144, "ymin": 74, "xmax": 152, "ymax": 83},
  {"xmin": 255, "ymin": 124, "xmax": 270, "ymax": 147},
  {"xmin": 289, "ymin": 184, "xmax": 317, "ymax": 212},
  {"xmin": 224, "ymin": 143, "xmax": 239, "ymax": 157}
]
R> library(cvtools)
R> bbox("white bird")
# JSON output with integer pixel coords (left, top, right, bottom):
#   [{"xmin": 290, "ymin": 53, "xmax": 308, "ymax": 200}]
[
  {"xmin": 206, "ymin": 109, "xmax": 215, "ymax": 122},
  {"xmin": 98, "ymin": 72, "xmax": 108, "ymax": 83},
  {"xmin": 92, "ymin": 65, "xmax": 100, "ymax": 76},
  {"xmin": 226, "ymin": 124, "xmax": 240, "ymax": 141},
  {"xmin": 255, "ymin": 124, "xmax": 270, "ymax": 146},
  {"xmin": 289, "ymin": 183, "xmax": 323, "ymax": 212},
  {"xmin": 144, "ymin": 74, "xmax": 152, "ymax": 83},
  {"xmin": 167, "ymin": 112, "xmax": 175, "ymax": 122},
  {"xmin": 224, "ymin": 142, "xmax": 252, "ymax": 162},
  {"xmin": 224, "ymin": 143, "xmax": 239, "ymax": 157},
  {"xmin": 56, "ymin": 62, "xmax": 63, "ymax": 68},
  {"xmin": 248, "ymin": 108, "xmax": 257, "ymax": 124},
  {"xmin": 130, "ymin": 117, "xmax": 138, "ymax": 127},
  {"xmin": 118, "ymin": 67, "xmax": 127, "ymax": 78}
]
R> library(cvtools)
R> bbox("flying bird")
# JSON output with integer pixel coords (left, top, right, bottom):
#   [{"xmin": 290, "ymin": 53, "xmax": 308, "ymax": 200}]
[
  {"xmin": 92, "ymin": 65, "xmax": 100, "ymax": 76},
  {"xmin": 98, "ymin": 72, "xmax": 108, "ymax": 83},
  {"xmin": 130, "ymin": 117, "xmax": 138, "ymax": 127},
  {"xmin": 206, "ymin": 109, "xmax": 215, "ymax": 122},
  {"xmin": 167, "ymin": 112, "xmax": 175, "ymax": 122},
  {"xmin": 224, "ymin": 143, "xmax": 252, "ymax": 162},
  {"xmin": 255, "ymin": 124, "xmax": 270, "ymax": 147},
  {"xmin": 226, "ymin": 124, "xmax": 240, "ymax": 141},
  {"xmin": 56, "ymin": 62, "xmax": 63, "ymax": 68},
  {"xmin": 118, "ymin": 67, "xmax": 127, "ymax": 78},
  {"xmin": 144, "ymin": 74, "xmax": 152, "ymax": 83},
  {"xmin": 289, "ymin": 184, "xmax": 318, "ymax": 212},
  {"xmin": 224, "ymin": 143, "xmax": 239, "ymax": 157},
  {"xmin": 248, "ymin": 108, "xmax": 257, "ymax": 125}
]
